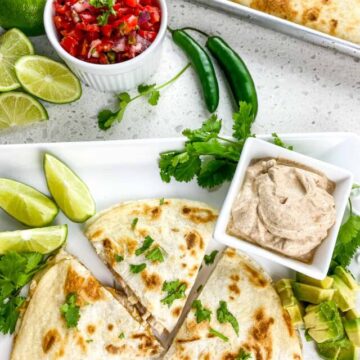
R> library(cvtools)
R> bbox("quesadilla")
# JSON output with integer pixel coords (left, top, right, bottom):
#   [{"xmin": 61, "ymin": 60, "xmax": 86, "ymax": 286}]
[
  {"xmin": 231, "ymin": 0, "xmax": 360, "ymax": 45},
  {"xmin": 11, "ymin": 251, "xmax": 163, "ymax": 360},
  {"xmin": 164, "ymin": 248, "xmax": 303, "ymax": 360},
  {"xmin": 84, "ymin": 199, "xmax": 218, "ymax": 338}
]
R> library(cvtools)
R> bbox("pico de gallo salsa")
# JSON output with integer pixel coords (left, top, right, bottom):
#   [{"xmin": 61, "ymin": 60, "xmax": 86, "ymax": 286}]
[{"xmin": 53, "ymin": 0, "xmax": 161, "ymax": 64}]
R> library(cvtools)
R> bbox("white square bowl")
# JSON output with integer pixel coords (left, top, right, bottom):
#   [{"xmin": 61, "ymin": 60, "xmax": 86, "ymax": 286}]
[{"xmin": 214, "ymin": 137, "xmax": 354, "ymax": 279}]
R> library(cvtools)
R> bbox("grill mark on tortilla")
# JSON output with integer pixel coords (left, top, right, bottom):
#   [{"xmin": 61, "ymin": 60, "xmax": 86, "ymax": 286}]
[
  {"xmin": 172, "ymin": 228, "xmax": 180, "ymax": 232},
  {"xmin": 188, "ymin": 264, "xmax": 199, "ymax": 277},
  {"xmin": 228, "ymin": 282, "xmax": 241, "ymax": 295},
  {"xmin": 89, "ymin": 229, "xmax": 104, "ymax": 239},
  {"xmin": 181, "ymin": 206, "xmax": 217, "ymax": 224},
  {"xmin": 230, "ymin": 274, "xmax": 240, "ymax": 281},
  {"xmin": 64, "ymin": 267, "xmax": 85, "ymax": 296},
  {"xmin": 225, "ymin": 248, "xmax": 236, "ymax": 258},
  {"xmin": 105, "ymin": 344, "xmax": 126, "ymax": 354},
  {"xmin": 138, "ymin": 229, "xmax": 149, "ymax": 238},
  {"xmin": 83, "ymin": 276, "xmax": 103, "ymax": 301},
  {"xmin": 303, "ymin": 7, "xmax": 320, "ymax": 22},
  {"xmin": 87, "ymin": 324, "xmax": 96, "ymax": 334},
  {"xmin": 76, "ymin": 334, "xmax": 87, "ymax": 353},
  {"xmin": 141, "ymin": 270, "xmax": 162, "ymax": 291},
  {"xmin": 141, "ymin": 204, "xmax": 162, "ymax": 220},
  {"xmin": 282, "ymin": 309, "xmax": 295, "ymax": 337},
  {"xmin": 176, "ymin": 336, "xmax": 201, "ymax": 343},
  {"xmin": 329, "ymin": 19, "xmax": 338, "ymax": 34},
  {"xmin": 107, "ymin": 323, "xmax": 114, "ymax": 331},
  {"xmin": 185, "ymin": 231, "xmax": 204, "ymax": 250},
  {"xmin": 172, "ymin": 306, "xmax": 182, "ymax": 318},
  {"xmin": 294, "ymin": 354, "xmax": 302, "ymax": 359},
  {"xmin": 242, "ymin": 264, "xmax": 268, "ymax": 288},
  {"xmin": 42, "ymin": 329, "xmax": 60, "ymax": 353},
  {"xmin": 246, "ymin": 307, "xmax": 275, "ymax": 360}
]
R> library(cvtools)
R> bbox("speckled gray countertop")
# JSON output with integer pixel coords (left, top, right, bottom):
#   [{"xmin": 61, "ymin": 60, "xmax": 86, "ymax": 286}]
[{"xmin": 1, "ymin": 0, "xmax": 360, "ymax": 144}]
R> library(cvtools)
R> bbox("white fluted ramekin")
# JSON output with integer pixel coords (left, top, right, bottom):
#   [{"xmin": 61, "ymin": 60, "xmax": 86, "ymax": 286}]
[{"xmin": 44, "ymin": 0, "xmax": 168, "ymax": 92}]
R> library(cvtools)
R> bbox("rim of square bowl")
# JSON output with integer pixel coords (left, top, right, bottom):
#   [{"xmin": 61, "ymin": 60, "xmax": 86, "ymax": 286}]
[{"xmin": 43, "ymin": 0, "xmax": 168, "ymax": 74}]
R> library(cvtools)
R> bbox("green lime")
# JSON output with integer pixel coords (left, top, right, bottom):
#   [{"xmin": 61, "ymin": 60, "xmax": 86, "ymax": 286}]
[
  {"xmin": 15, "ymin": 55, "xmax": 82, "ymax": 104},
  {"xmin": 0, "ymin": 0, "xmax": 46, "ymax": 36},
  {"xmin": 0, "ymin": 178, "xmax": 58, "ymax": 227},
  {"xmin": 0, "ymin": 225, "xmax": 68, "ymax": 254},
  {"xmin": 0, "ymin": 29, "xmax": 34, "ymax": 92},
  {"xmin": 44, "ymin": 153, "xmax": 96, "ymax": 223},
  {"xmin": 0, "ymin": 92, "xmax": 48, "ymax": 129}
]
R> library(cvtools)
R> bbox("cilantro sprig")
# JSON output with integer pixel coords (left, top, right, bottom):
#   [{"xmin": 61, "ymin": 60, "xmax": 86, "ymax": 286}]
[
  {"xmin": 209, "ymin": 327, "xmax": 229, "ymax": 342},
  {"xmin": 89, "ymin": 0, "xmax": 116, "ymax": 25},
  {"xmin": 98, "ymin": 64, "xmax": 191, "ymax": 130},
  {"xmin": 60, "ymin": 293, "xmax": 81, "ymax": 328},
  {"xmin": 192, "ymin": 299, "xmax": 212, "ymax": 323},
  {"xmin": 158, "ymin": 103, "xmax": 293, "ymax": 189},
  {"xmin": 135, "ymin": 236, "xmax": 154, "ymax": 256},
  {"xmin": 145, "ymin": 246, "xmax": 165, "ymax": 263},
  {"xmin": 216, "ymin": 300, "xmax": 239, "ymax": 336},
  {"xmin": 236, "ymin": 349, "xmax": 252, "ymax": 360},
  {"xmin": 0, "ymin": 252, "xmax": 45, "ymax": 334},
  {"xmin": 204, "ymin": 250, "xmax": 218, "ymax": 265},
  {"xmin": 161, "ymin": 280, "xmax": 187, "ymax": 307}
]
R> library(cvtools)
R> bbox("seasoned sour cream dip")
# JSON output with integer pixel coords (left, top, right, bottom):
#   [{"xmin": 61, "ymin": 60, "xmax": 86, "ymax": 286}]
[{"xmin": 227, "ymin": 158, "xmax": 336, "ymax": 262}]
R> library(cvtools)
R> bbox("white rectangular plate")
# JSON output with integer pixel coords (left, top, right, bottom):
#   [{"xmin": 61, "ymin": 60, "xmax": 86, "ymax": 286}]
[{"xmin": 1, "ymin": 132, "xmax": 360, "ymax": 359}]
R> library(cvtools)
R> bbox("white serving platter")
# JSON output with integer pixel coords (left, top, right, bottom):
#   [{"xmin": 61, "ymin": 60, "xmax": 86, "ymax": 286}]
[{"xmin": 1, "ymin": 132, "xmax": 360, "ymax": 359}]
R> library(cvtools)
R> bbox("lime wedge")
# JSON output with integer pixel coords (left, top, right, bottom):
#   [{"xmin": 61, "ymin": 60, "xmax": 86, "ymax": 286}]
[
  {"xmin": 0, "ymin": 28, "xmax": 34, "ymax": 92},
  {"xmin": 0, "ymin": 225, "xmax": 67, "ymax": 254},
  {"xmin": 0, "ymin": 92, "xmax": 48, "ymax": 130},
  {"xmin": 44, "ymin": 153, "xmax": 95, "ymax": 223},
  {"xmin": 14, "ymin": 55, "xmax": 82, "ymax": 104},
  {"xmin": 0, "ymin": 178, "xmax": 58, "ymax": 227}
]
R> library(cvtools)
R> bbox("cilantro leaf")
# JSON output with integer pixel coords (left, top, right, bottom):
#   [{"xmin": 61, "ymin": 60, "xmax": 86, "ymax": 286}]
[
  {"xmin": 197, "ymin": 159, "xmax": 236, "ymax": 189},
  {"xmin": 148, "ymin": 90, "xmax": 160, "ymax": 106},
  {"xmin": 272, "ymin": 133, "xmax": 293, "ymax": 150},
  {"xmin": 115, "ymin": 254, "xmax": 124, "ymax": 262},
  {"xmin": 131, "ymin": 217, "xmax": 138, "ymax": 230},
  {"xmin": 192, "ymin": 300, "xmax": 212, "ymax": 323},
  {"xmin": 209, "ymin": 327, "xmax": 229, "ymax": 342},
  {"xmin": 192, "ymin": 139, "xmax": 240, "ymax": 162},
  {"xmin": 0, "ymin": 296, "xmax": 25, "ymax": 334},
  {"xmin": 60, "ymin": 293, "xmax": 80, "ymax": 328},
  {"xmin": 161, "ymin": 280, "xmax": 187, "ymax": 307},
  {"xmin": 118, "ymin": 332, "xmax": 125, "ymax": 339},
  {"xmin": 159, "ymin": 198, "xmax": 165, "ymax": 205},
  {"xmin": 183, "ymin": 114, "xmax": 221, "ymax": 142},
  {"xmin": 236, "ymin": 349, "xmax": 252, "ymax": 360},
  {"xmin": 89, "ymin": 0, "xmax": 116, "ymax": 14},
  {"xmin": 332, "ymin": 214, "xmax": 360, "ymax": 267},
  {"xmin": 232, "ymin": 102, "xmax": 255, "ymax": 140},
  {"xmin": 130, "ymin": 263, "xmax": 147, "ymax": 274},
  {"xmin": 216, "ymin": 301, "xmax": 239, "ymax": 335},
  {"xmin": 145, "ymin": 247, "xmax": 165, "ymax": 263},
  {"xmin": 204, "ymin": 250, "xmax": 219, "ymax": 265},
  {"xmin": 135, "ymin": 236, "xmax": 154, "ymax": 256},
  {"xmin": 138, "ymin": 84, "xmax": 156, "ymax": 94}
]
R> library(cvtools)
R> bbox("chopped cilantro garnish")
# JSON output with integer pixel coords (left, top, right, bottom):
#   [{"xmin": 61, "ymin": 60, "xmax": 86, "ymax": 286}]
[
  {"xmin": 236, "ymin": 349, "xmax": 252, "ymax": 360},
  {"xmin": 216, "ymin": 301, "xmax": 239, "ymax": 336},
  {"xmin": 159, "ymin": 198, "xmax": 165, "ymax": 205},
  {"xmin": 209, "ymin": 327, "xmax": 229, "ymax": 342},
  {"xmin": 161, "ymin": 280, "xmax": 187, "ymax": 307},
  {"xmin": 145, "ymin": 247, "xmax": 165, "ymax": 263},
  {"xmin": 60, "ymin": 293, "xmax": 81, "ymax": 328},
  {"xmin": 119, "ymin": 332, "xmax": 125, "ymax": 339},
  {"xmin": 129, "ymin": 263, "xmax": 146, "ymax": 274},
  {"xmin": 204, "ymin": 250, "xmax": 219, "ymax": 265},
  {"xmin": 135, "ymin": 236, "xmax": 154, "ymax": 256},
  {"xmin": 192, "ymin": 300, "xmax": 211, "ymax": 323},
  {"xmin": 131, "ymin": 217, "xmax": 138, "ymax": 230},
  {"xmin": 115, "ymin": 254, "xmax": 124, "ymax": 262},
  {"xmin": 86, "ymin": 339, "xmax": 93, "ymax": 343}
]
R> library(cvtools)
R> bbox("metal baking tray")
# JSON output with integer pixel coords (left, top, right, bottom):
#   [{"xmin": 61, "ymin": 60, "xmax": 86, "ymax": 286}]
[{"xmin": 191, "ymin": 0, "xmax": 360, "ymax": 58}]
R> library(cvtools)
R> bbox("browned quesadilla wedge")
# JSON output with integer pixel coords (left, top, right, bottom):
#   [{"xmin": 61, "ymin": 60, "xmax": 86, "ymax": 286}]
[
  {"xmin": 84, "ymin": 199, "xmax": 218, "ymax": 338},
  {"xmin": 164, "ymin": 248, "xmax": 303, "ymax": 360},
  {"xmin": 11, "ymin": 251, "xmax": 163, "ymax": 360}
]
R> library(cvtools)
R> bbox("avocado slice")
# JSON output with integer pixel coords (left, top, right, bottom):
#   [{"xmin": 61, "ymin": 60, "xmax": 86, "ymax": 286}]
[
  {"xmin": 275, "ymin": 279, "xmax": 304, "ymax": 326},
  {"xmin": 317, "ymin": 338, "xmax": 358, "ymax": 360},
  {"xmin": 344, "ymin": 318, "xmax": 360, "ymax": 346},
  {"xmin": 296, "ymin": 272, "xmax": 334, "ymax": 289},
  {"xmin": 345, "ymin": 309, "xmax": 360, "ymax": 321},
  {"xmin": 331, "ymin": 275, "xmax": 356, "ymax": 312},
  {"xmin": 292, "ymin": 282, "xmax": 335, "ymax": 304},
  {"xmin": 334, "ymin": 267, "xmax": 359, "ymax": 291},
  {"xmin": 304, "ymin": 301, "xmax": 344, "ymax": 343}
]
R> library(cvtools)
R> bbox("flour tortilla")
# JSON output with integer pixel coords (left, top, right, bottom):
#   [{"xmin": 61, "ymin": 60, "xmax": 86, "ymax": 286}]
[
  {"xmin": 164, "ymin": 248, "xmax": 303, "ymax": 360},
  {"xmin": 232, "ymin": 0, "xmax": 360, "ymax": 45},
  {"xmin": 11, "ymin": 251, "xmax": 163, "ymax": 360},
  {"xmin": 84, "ymin": 199, "xmax": 218, "ymax": 337}
]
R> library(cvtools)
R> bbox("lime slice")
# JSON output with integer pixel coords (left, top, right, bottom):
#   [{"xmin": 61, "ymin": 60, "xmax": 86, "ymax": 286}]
[
  {"xmin": 0, "ymin": 29, "xmax": 34, "ymax": 92},
  {"xmin": 15, "ymin": 55, "xmax": 82, "ymax": 104},
  {"xmin": 0, "ymin": 178, "xmax": 58, "ymax": 227},
  {"xmin": 0, "ymin": 225, "xmax": 67, "ymax": 254},
  {"xmin": 44, "ymin": 153, "xmax": 95, "ymax": 223},
  {"xmin": 0, "ymin": 92, "xmax": 48, "ymax": 130}
]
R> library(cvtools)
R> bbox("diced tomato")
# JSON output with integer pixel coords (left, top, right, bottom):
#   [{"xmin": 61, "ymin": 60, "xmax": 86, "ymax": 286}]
[{"xmin": 53, "ymin": 0, "xmax": 160, "ymax": 64}]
